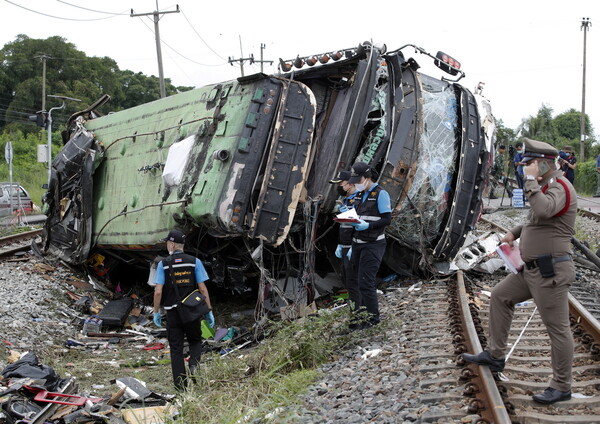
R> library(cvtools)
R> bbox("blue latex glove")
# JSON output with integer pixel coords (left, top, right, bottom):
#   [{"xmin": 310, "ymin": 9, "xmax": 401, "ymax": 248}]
[
  {"xmin": 346, "ymin": 247, "xmax": 352, "ymax": 260},
  {"xmin": 338, "ymin": 204, "xmax": 349, "ymax": 213},
  {"xmin": 351, "ymin": 219, "xmax": 369, "ymax": 231},
  {"xmin": 205, "ymin": 311, "xmax": 215, "ymax": 328},
  {"xmin": 335, "ymin": 244, "xmax": 343, "ymax": 258},
  {"xmin": 153, "ymin": 312, "xmax": 162, "ymax": 328}
]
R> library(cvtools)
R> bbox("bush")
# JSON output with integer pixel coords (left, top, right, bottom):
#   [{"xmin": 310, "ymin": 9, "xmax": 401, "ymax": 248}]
[{"xmin": 574, "ymin": 159, "xmax": 598, "ymax": 196}]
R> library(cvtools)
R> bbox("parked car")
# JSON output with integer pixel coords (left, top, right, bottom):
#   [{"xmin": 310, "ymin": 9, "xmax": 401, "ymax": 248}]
[{"xmin": 0, "ymin": 183, "xmax": 34, "ymax": 216}]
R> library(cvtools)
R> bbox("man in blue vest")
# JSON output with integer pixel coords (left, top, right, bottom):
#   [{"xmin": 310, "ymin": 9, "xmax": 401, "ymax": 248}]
[
  {"xmin": 329, "ymin": 170, "xmax": 361, "ymax": 311},
  {"xmin": 347, "ymin": 162, "xmax": 392, "ymax": 329},
  {"xmin": 153, "ymin": 229, "xmax": 214, "ymax": 390}
]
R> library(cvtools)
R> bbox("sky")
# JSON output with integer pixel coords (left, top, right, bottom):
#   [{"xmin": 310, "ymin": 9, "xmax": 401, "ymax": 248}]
[{"xmin": 1, "ymin": 0, "xmax": 599, "ymax": 143}]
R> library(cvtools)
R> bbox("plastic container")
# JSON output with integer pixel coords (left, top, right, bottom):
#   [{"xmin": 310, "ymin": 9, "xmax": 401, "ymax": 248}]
[{"xmin": 82, "ymin": 317, "xmax": 102, "ymax": 335}]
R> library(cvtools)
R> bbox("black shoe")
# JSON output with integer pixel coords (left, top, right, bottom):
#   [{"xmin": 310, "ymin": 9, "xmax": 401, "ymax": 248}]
[
  {"xmin": 532, "ymin": 387, "xmax": 571, "ymax": 404},
  {"xmin": 350, "ymin": 319, "xmax": 380, "ymax": 332},
  {"xmin": 461, "ymin": 350, "xmax": 505, "ymax": 372}
]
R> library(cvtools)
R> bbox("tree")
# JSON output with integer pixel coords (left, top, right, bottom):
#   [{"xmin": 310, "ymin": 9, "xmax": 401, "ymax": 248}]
[
  {"xmin": 518, "ymin": 104, "xmax": 556, "ymax": 142},
  {"xmin": 494, "ymin": 118, "xmax": 517, "ymax": 147},
  {"xmin": 0, "ymin": 35, "xmax": 193, "ymax": 133}
]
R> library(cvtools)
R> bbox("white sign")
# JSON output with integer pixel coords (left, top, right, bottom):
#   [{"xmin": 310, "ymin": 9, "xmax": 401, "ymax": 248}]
[
  {"xmin": 512, "ymin": 188, "xmax": 524, "ymax": 208},
  {"xmin": 4, "ymin": 141, "xmax": 12, "ymax": 164},
  {"xmin": 37, "ymin": 144, "xmax": 48, "ymax": 163}
]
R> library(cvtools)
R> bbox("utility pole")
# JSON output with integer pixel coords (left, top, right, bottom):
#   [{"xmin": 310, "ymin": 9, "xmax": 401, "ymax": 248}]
[
  {"xmin": 45, "ymin": 95, "xmax": 81, "ymax": 186},
  {"xmin": 256, "ymin": 43, "xmax": 273, "ymax": 73},
  {"xmin": 131, "ymin": 2, "xmax": 180, "ymax": 98},
  {"xmin": 228, "ymin": 36, "xmax": 254, "ymax": 77},
  {"xmin": 34, "ymin": 54, "xmax": 51, "ymax": 112},
  {"xmin": 580, "ymin": 17, "xmax": 591, "ymax": 161}
]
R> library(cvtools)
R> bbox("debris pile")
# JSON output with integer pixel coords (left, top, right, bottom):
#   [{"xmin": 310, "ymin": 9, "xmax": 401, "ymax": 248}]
[{"xmin": 0, "ymin": 352, "xmax": 178, "ymax": 423}]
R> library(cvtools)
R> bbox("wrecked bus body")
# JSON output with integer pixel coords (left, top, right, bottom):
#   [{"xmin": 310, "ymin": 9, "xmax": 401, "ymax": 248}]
[{"xmin": 42, "ymin": 42, "xmax": 494, "ymax": 307}]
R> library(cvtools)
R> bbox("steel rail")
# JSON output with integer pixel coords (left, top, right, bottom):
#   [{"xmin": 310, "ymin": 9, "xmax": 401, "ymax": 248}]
[
  {"xmin": 456, "ymin": 270, "xmax": 511, "ymax": 423},
  {"xmin": 0, "ymin": 228, "xmax": 42, "ymax": 247}
]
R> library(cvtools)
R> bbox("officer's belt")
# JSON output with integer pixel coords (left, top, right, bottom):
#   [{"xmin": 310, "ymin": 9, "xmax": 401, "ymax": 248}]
[{"xmin": 524, "ymin": 255, "xmax": 571, "ymax": 270}]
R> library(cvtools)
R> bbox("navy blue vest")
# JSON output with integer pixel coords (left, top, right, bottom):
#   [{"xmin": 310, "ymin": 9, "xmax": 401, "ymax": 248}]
[
  {"xmin": 161, "ymin": 251, "xmax": 198, "ymax": 307},
  {"xmin": 354, "ymin": 185, "xmax": 387, "ymax": 243}
]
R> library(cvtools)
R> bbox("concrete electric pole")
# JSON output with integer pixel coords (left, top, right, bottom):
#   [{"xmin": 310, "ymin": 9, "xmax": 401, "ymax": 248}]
[
  {"xmin": 131, "ymin": 2, "xmax": 180, "ymax": 98},
  {"xmin": 228, "ymin": 38, "xmax": 272, "ymax": 77},
  {"xmin": 34, "ymin": 54, "xmax": 51, "ymax": 112},
  {"xmin": 580, "ymin": 17, "xmax": 591, "ymax": 161}
]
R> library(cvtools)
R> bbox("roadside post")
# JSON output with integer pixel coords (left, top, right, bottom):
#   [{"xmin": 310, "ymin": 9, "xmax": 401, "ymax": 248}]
[{"xmin": 5, "ymin": 141, "xmax": 13, "ymax": 216}]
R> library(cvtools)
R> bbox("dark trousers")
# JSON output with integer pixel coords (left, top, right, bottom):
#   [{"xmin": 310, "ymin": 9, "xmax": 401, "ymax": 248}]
[
  {"xmin": 515, "ymin": 172, "xmax": 524, "ymax": 190},
  {"xmin": 166, "ymin": 308, "xmax": 203, "ymax": 390},
  {"xmin": 351, "ymin": 239, "xmax": 386, "ymax": 323},
  {"xmin": 341, "ymin": 247, "xmax": 361, "ymax": 310}
]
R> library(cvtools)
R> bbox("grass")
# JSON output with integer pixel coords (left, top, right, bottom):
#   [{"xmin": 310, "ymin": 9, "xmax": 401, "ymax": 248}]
[
  {"xmin": 178, "ymin": 309, "xmax": 362, "ymax": 423},
  {"xmin": 1, "ymin": 305, "xmax": 376, "ymax": 424}
]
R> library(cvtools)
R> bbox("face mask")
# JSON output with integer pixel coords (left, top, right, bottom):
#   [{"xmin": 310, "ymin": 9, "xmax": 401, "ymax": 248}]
[
  {"xmin": 517, "ymin": 149, "xmax": 523, "ymax": 154},
  {"xmin": 337, "ymin": 186, "xmax": 347, "ymax": 196},
  {"xmin": 355, "ymin": 183, "xmax": 366, "ymax": 192}
]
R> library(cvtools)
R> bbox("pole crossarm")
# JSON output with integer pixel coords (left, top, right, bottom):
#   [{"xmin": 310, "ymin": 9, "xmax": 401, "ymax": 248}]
[{"xmin": 130, "ymin": 3, "xmax": 180, "ymax": 98}]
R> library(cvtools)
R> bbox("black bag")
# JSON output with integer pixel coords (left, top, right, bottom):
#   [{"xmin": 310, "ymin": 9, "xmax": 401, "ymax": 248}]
[
  {"xmin": 167, "ymin": 256, "xmax": 210, "ymax": 324},
  {"xmin": 177, "ymin": 289, "xmax": 210, "ymax": 324}
]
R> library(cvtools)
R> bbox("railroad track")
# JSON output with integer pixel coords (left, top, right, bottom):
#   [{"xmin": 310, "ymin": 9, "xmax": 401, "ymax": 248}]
[
  {"xmin": 453, "ymin": 215, "xmax": 600, "ymax": 423},
  {"xmin": 0, "ymin": 228, "xmax": 42, "ymax": 258}
]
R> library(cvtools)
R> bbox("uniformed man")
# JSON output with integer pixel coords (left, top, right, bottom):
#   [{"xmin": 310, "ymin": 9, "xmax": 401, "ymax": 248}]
[
  {"xmin": 347, "ymin": 162, "xmax": 392, "ymax": 329},
  {"xmin": 329, "ymin": 170, "xmax": 361, "ymax": 311},
  {"xmin": 153, "ymin": 229, "xmax": 214, "ymax": 390},
  {"xmin": 462, "ymin": 138, "xmax": 577, "ymax": 404}
]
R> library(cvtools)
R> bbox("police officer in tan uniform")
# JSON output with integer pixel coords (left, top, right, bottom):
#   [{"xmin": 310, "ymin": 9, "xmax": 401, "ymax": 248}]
[{"xmin": 462, "ymin": 138, "xmax": 577, "ymax": 404}]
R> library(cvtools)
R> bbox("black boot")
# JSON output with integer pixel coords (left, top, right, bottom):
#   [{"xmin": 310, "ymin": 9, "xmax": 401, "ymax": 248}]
[
  {"xmin": 461, "ymin": 350, "xmax": 505, "ymax": 372},
  {"xmin": 532, "ymin": 387, "xmax": 571, "ymax": 404}
]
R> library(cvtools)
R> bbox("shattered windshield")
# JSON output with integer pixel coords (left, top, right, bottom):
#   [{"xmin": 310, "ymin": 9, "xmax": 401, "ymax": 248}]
[{"xmin": 388, "ymin": 75, "xmax": 458, "ymax": 248}]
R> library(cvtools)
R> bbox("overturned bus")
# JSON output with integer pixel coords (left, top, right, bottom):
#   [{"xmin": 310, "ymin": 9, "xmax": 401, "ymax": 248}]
[{"xmin": 42, "ymin": 42, "xmax": 495, "ymax": 308}]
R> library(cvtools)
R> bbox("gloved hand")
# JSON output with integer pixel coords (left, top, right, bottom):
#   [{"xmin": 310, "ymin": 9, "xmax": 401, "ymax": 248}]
[
  {"xmin": 338, "ymin": 204, "xmax": 349, "ymax": 213},
  {"xmin": 346, "ymin": 247, "xmax": 352, "ymax": 260},
  {"xmin": 205, "ymin": 311, "xmax": 215, "ymax": 328},
  {"xmin": 153, "ymin": 312, "xmax": 162, "ymax": 328},
  {"xmin": 351, "ymin": 219, "xmax": 369, "ymax": 231},
  {"xmin": 335, "ymin": 244, "xmax": 343, "ymax": 258}
]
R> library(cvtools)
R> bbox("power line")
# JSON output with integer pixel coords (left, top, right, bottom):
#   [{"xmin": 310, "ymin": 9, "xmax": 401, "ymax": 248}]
[
  {"xmin": 55, "ymin": 0, "xmax": 130, "ymax": 16},
  {"xmin": 131, "ymin": 4, "xmax": 181, "ymax": 98},
  {"xmin": 4, "ymin": 0, "xmax": 123, "ymax": 21},
  {"xmin": 180, "ymin": 9, "xmax": 227, "ymax": 61},
  {"xmin": 136, "ymin": 17, "xmax": 226, "ymax": 67}
]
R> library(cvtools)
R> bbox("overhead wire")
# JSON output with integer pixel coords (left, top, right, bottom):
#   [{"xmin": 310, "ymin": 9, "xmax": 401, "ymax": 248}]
[
  {"xmin": 134, "ymin": 15, "xmax": 226, "ymax": 67},
  {"xmin": 4, "ymin": 0, "xmax": 124, "ymax": 21},
  {"xmin": 179, "ymin": 9, "xmax": 227, "ymax": 62},
  {"xmin": 55, "ymin": 0, "xmax": 130, "ymax": 16}
]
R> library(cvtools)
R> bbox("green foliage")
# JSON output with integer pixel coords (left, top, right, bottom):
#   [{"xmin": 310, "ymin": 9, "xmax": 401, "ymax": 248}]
[
  {"xmin": 573, "ymin": 158, "xmax": 598, "ymax": 196},
  {"xmin": 177, "ymin": 309, "xmax": 372, "ymax": 423},
  {"xmin": 494, "ymin": 119, "xmax": 517, "ymax": 146},
  {"xmin": 0, "ymin": 129, "xmax": 52, "ymax": 204},
  {"xmin": 0, "ymin": 35, "xmax": 193, "ymax": 133},
  {"xmin": 515, "ymin": 105, "xmax": 596, "ymax": 159}
]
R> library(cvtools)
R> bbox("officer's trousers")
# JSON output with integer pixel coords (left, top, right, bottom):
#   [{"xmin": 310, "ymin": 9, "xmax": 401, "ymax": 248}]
[
  {"xmin": 341, "ymin": 246, "xmax": 361, "ymax": 310},
  {"xmin": 487, "ymin": 261, "xmax": 575, "ymax": 392},
  {"xmin": 166, "ymin": 308, "xmax": 203, "ymax": 390},
  {"xmin": 351, "ymin": 239, "xmax": 386, "ymax": 323}
]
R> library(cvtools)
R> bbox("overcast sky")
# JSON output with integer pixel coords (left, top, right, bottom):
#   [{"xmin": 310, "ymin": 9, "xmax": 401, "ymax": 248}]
[{"xmin": 2, "ymin": 0, "xmax": 599, "ymax": 144}]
